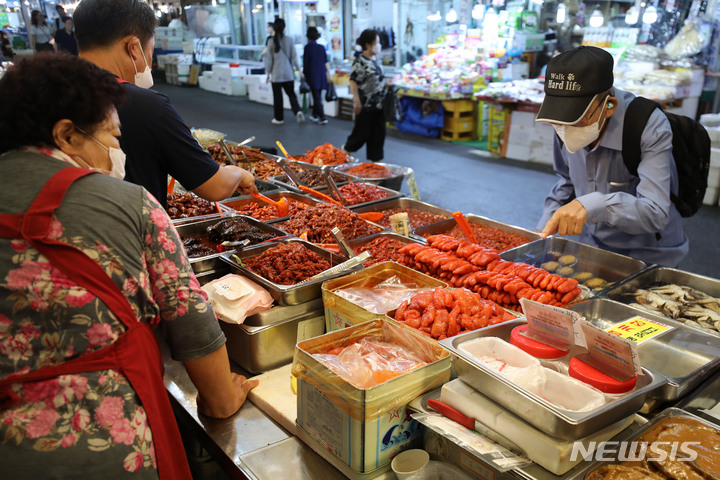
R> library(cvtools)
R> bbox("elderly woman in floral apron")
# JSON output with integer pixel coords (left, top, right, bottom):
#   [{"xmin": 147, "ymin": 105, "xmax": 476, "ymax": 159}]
[{"xmin": 0, "ymin": 54, "xmax": 257, "ymax": 478}]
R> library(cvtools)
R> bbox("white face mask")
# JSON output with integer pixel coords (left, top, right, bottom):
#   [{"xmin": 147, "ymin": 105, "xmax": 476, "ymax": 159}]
[
  {"xmin": 130, "ymin": 43, "xmax": 154, "ymax": 89},
  {"xmin": 552, "ymin": 98, "xmax": 609, "ymax": 153},
  {"xmin": 76, "ymin": 129, "xmax": 127, "ymax": 179},
  {"xmin": 372, "ymin": 42, "xmax": 381, "ymax": 55}
]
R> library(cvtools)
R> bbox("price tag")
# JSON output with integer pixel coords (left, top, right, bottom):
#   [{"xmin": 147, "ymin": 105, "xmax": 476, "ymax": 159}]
[
  {"xmin": 605, "ymin": 316, "xmax": 674, "ymax": 344},
  {"xmin": 581, "ymin": 321, "xmax": 642, "ymax": 377},
  {"xmin": 405, "ymin": 168, "xmax": 421, "ymax": 200},
  {"xmin": 519, "ymin": 298, "xmax": 584, "ymax": 349}
]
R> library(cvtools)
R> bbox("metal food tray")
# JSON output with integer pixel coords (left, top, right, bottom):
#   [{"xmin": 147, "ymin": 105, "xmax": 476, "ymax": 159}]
[
  {"xmin": 219, "ymin": 238, "xmax": 354, "ymax": 305},
  {"xmin": 347, "ymin": 231, "xmax": 425, "ymax": 253},
  {"xmin": 606, "ymin": 266, "xmax": 720, "ymax": 337},
  {"xmin": 332, "ymin": 162, "xmax": 409, "ymax": 191},
  {"xmin": 570, "ymin": 298, "xmax": 720, "ymax": 401},
  {"xmin": 501, "ymin": 237, "xmax": 648, "ymax": 295},
  {"xmin": 268, "ymin": 159, "xmax": 356, "ymax": 193},
  {"xmin": 439, "ymin": 319, "xmax": 666, "ymax": 440},
  {"xmin": 176, "ymin": 216, "xmax": 286, "ymax": 275},
  {"xmin": 335, "ymin": 182, "xmax": 404, "ymax": 209},
  {"xmin": 579, "ymin": 408, "xmax": 720, "ymax": 480},
  {"xmin": 349, "ymin": 197, "xmax": 452, "ymax": 232},
  {"xmin": 413, "ymin": 213, "xmax": 540, "ymax": 249},
  {"xmin": 220, "ymin": 191, "xmax": 321, "ymax": 224}
]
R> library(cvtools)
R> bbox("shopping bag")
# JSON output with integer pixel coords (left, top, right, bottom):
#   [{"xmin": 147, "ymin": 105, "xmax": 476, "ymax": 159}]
[
  {"xmin": 299, "ymin": 78, "xmax": 311, "ymax": 94},
  {"xmin": 325, "ymin": 82, "xmax": 338, "ymax": 102},
  {"xmin": 302, "ymin": 92, "xmax": 309, "ymax": 114},
  {"xmin": 383, "ymin": 85, "xmax": 403, "ymax": 123}
]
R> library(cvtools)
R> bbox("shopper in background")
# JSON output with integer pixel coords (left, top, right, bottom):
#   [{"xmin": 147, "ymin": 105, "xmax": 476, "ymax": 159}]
[
  {"xmin": 343, "ymin": 29, "xmax": 386, "ymax": 162},
  {"xmin": 266, "ymin": 18, "xmax": 304, "ymax": 125},
  {"xmin": 303, "ymin": 26, "xmax": 331, "ymax": 125},
  {"xmin": 74, "ymin": 0, "xmax": 255, "ymax": 208},
  {"xmin": 0, "ymin": 53, "xmax": 257, "ymax": 478},
  {"xmin": 54, "ymin": 16, "xmax": 78, "ymax": 55},
  {"xmin": 53, "ymin": 3, "xmax": 66, "ymax": 30},
  {"xmin": 28, "ymin": 10, "xmax": 55, "ymax": 53},
  {"xmin": 0, "ymin": 31, "xmax": 14, "ymax": 60},
  {"xmin": 536, "ymin": 46, "xmax": 688, "ymax": 266},
  {"xmin": 258, "ymin": 21, "xmax": 274, "ymax": 63}
]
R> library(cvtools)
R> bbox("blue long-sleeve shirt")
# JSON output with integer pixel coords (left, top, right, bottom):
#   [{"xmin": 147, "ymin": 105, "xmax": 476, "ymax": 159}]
[
  {"xmin": 537, "ymin": 88, "xmax": 689, "ymax": 267},
  {"xmin": 303, "ymin": 40, "xmax": 328, "ymax": 91}
]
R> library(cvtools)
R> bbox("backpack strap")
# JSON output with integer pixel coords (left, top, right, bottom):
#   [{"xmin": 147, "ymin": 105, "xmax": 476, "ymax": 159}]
[{"xmin": 622, "ymin": 96, "xmax": 661, "ymax": 176}]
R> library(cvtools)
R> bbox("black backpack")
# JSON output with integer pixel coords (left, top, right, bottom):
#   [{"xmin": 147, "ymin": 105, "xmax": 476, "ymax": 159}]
[{"xmin": 622, "ymin": 96, "xmax": 711, "ymax": 217}]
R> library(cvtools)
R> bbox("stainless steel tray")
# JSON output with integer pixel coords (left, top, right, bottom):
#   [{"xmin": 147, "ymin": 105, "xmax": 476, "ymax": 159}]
[
  {"xmin": 440, "ymin": 319, "xmax": 666, "ymax": 440},
  {"xmin": 569, "ymin": 298, "xmax": 720, "ymax": 401},
  {"xmin": 334, "ymin": 182, "xmax": 404, "ymax": 209},
  {"xmin": 606, "ymin": 266, "xmax": 720, "ymax": 337},
  {"xmin": 579, "ymin": 408, "xmax": 720, "ymax": 480},
  {"xmin": 176, "ymin": 216, "xmax": 285, "ymax": 274},
  {"xmin": 349, "ymin": 197, "xmax": 452, "ymax": 231},
  {"xmin": 332, "ymin": 162, "xmax": 409, "ymax": 191},
  {"xmin": 413, "ymin": 214, "xmax": 540, "ymax": 251},
  {"xmin": 170, "ymin": 205, "xmax": 236, "ymax": 226},
  {"xmin": 219, "ymin": 238, "xmax": 354, "ymax": 305},
  {"xmin": 679, "ymin": 368, "xmax": 720, "ymax": 424},
  {"xmin": 501, "ymin": 237, "xmax": 648, "ymax": 295},
  {"xmin": 220, "ymin": 191, "xmax": 321, "ymax": 224},
  {"xmin": 269, "ymin": 159, "xmax": 356, "ymax": 193},
  {"xmin": 221, "ymin": 307, "xmax": 325, "ymax": 373},
  {"xmin": 244, "ymin": 298, "xmax": 324, "ymax": 327}
]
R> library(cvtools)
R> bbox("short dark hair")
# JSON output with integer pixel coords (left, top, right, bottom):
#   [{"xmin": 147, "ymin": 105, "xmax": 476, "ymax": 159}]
[
  {"xmin": 0, "ymin": 53, "xmax": 125, "ymax": 154},
  {"xmin": 307, "ymin": 27, "xmax": 320, "ymax": 41},
  {"xmin": 356, "ymin": 29, "xmax": 378, "ymax": 50},
  {"xmin": 74, "ymin": 0, "xmax": 157, "ymax": 52},
  {"xmin": 62, "ymin": 16, "xmax": 73, "ymax": 23}
]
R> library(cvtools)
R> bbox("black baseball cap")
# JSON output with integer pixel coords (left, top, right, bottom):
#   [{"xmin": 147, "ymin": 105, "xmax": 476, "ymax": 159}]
[{"xmin": 536, "ymin": 46, "xmax": 614, "ymax": 125}]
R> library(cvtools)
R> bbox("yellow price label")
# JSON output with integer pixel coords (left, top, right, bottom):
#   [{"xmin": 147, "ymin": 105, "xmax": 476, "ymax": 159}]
[{"xmin": 605, "ymin": 316, "xmax": 673, "ymax": 344}]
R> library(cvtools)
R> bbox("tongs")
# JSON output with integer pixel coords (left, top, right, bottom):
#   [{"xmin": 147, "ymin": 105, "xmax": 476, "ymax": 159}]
[
  {"xmin": 251, "ymin": 191, "xmax": 289, "ymax": 217},
  {"xmin": 321, "ymin": 165, "xmax": 347, "ymax": 206},
  {"xmin": 300, "ymin": 251, "xmax": 372, "ymax": 283},
  {"xmin": 297, "ymin": 184, "xmax": 344, "ymax": 207},
  {"xmin": 238, "ymin": 135, "xmax": 255, "ymax": 147},
  {"xmin": 331, "ymin": 226, "xmax": 354, "ymax": 258},
  {"xmin": 220, "ymin": 239, "xmax": 251, "ymax": 249},
  {"xmin": 453, "ymin": 211, "xmax": 478, "ymax": 244},
  {"xmin": 218, "ymin": 139, "xmax": 238, "ymax": 166},
  {"xmin": 239, "ymin": 150, "xmax": 257, "ymax": 177},
  {"xmin": 276, "ymin": 157, "xmax": 302, "ymax": 187},
  {"xmin": 275, "ymin": 140, "xmax": 297, "ymax": 161}
]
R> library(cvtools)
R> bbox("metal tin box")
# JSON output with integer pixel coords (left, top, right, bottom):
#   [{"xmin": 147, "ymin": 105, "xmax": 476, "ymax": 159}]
[
  {"xmin": 570, "ymin": 298, "xmax": 720, "ymax": 401},
  {"xmin": 501, "ymin": 237, "xmax": 648, "ymax": 294},
  {"xmin": 176, "ymin": 216, "xmax": 285, "ymax": 275},
  {"xmin": 220, "ymin": 191, "xmax": 321, "ymax": 224},
  {"xmin": 219, "ymin": 238, "xmax": 353, "ymax": 305},
  {"xmin": 220, "ymin": 299, "xmax": 325, "ymax": 373},
  {"xmin": 413, "ymin": 214, "xmax": 540, "ymax": 251},
  {"xmin": 440, "ymin": 319, "xmax": 666, "ymax": 440},
  {"xmin": 321, "ymin": 261, "xmax": 447, "ymax": 332},
  {"xmin": 606, "ymin": 266, "xmax": 720, "ymax": 337},
  {"xmin": 292, "ymin": 318, "xmax": 451, "ymax": 473},
  {"xmin": 350, "ymin": 197, "xmax": 452, "ymax": 231}
]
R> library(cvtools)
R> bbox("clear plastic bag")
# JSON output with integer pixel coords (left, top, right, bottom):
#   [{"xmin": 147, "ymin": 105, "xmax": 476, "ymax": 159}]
[
  {"xmin": 664, "ymin": 22, "xmax": 710, "ymax": 59},
  {"xmin": 405, "ymin": 460, "xmax": 476, "ymax": 480},
  {"xmin": 312, "ymin": 337, "xmax": 429, "ymax": 389},
  {"xmin": 334, "ymin": 275, "xmax": 432, "ymax": 314}
]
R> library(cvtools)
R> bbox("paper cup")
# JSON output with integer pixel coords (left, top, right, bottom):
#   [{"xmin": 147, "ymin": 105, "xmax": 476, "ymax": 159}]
[{"xmin": 391, "ymin": 449, "xmax": 430, "ymax": 480}]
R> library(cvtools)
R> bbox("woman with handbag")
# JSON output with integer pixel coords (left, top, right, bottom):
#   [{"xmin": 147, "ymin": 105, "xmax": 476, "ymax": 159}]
[
  {"xmin": 343, "ymin": 29, "xmax": 386, "ymax": 162},
  {"xmin": 266, "ymin": 18, "xmax": 304, "ymax": 125},
  {"xmin": 302, "ymin": 27, "xmax": 332, "ymax": 125}
]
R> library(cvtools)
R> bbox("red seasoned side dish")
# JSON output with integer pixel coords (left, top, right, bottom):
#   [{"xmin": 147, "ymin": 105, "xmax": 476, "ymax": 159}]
[
  {"xmin": 422, "ymin": 223, "xmax": 530, "ymax": 252},
  {"xmin": 344, "ymin": 163, "xmax": 393, "ymax": 178},
  {"xmin": 166, "ymin": 193, "xmax": 217, "ymax": 219},
  {"xmin": 244, "ymin": 243, "xmax": 330, "ymax": 285},
  {"xmin": 227, "ymin": 198, "xmax": 310, "ymax": 221},
  {"xmin": 353, "ymin": 237, "xmax": 408, "ymax": 266},
  {"xmin": 280, "ymin": 204, "xmax": 381, "ymax": 244},
  {"xmin": 375, "ymin": 208, "xmax": 449, "ymax": 229},
  {"xmin": 337, "ymin": 183, "xmax": 389, "ymax": 205}
]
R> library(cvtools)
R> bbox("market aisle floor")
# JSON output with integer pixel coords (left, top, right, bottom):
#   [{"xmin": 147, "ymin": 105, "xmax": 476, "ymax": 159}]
[{"xmin": 157, "ymin": 84, "xmax": 720, "ymax": 277}]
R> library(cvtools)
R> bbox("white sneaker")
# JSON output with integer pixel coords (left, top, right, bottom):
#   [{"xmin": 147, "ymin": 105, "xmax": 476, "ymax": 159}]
[
  {"xmin": 297, "ymin": 111, "xmax": 305, "ymax": 123},
  {"xmin": 271, "ymin": 118, "xmax": 284, "ymax": 125},
  {"xmin": 319, "ymin": 119, "xmax": 328, "ymax": 125},
  {"xmin": 310, "ymin": 116, "xmax": 320, "ymax": 123}
]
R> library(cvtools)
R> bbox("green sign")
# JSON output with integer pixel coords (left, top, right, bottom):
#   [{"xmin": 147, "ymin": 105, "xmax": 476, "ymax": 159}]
[{"xmin": 0, "ymin": 11, "xmax": 9, "ymax": 27}]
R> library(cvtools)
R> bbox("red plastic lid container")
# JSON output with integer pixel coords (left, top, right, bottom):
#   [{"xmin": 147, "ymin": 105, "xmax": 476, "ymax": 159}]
[
  {"xmin": 569, "ymin": 356, "xmax": 637, "ymax": 394},
  {"xmin": 510, "ymin": 325, "xmax": 567, "ymax": 359}
]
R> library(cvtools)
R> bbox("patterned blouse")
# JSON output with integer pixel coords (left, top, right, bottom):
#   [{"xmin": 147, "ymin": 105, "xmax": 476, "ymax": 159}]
[
  {"xmin": 0, "ymin": 147, "xmax": 224, "ymax": 478},
  {"xmin": 350, "ymin": 53, "xmax": 385, "ymax": 110}
]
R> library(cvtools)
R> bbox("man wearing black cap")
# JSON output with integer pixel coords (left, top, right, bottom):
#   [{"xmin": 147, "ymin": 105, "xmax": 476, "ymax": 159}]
[{"xmin": 536, "ymin": 46, "xmax": 688, "ymax": 267}]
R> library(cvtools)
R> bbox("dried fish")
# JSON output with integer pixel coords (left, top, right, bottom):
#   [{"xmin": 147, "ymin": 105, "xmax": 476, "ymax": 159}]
[{"xmin": 629, "ymin": 283, "xmax": 720, "ymax": 334}]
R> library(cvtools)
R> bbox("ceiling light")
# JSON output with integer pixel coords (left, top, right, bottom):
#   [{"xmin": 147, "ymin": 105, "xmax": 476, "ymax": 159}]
[
  {"xmin": 589, "ymin": 6, "xmax": 604, "ymax": 27},
  {"xmin": 446, "ymin": 7, "xmax": 458, "ymax": 23},
  {"xmin": 556, "ymin": 2, "xmax": 566, "ymax": 23},
  {"xmin": 427, "ymin": 10, "xmax": 441, "ymax": 21},
  {"xmin": 625, "ymin": 5, "xmax": 639, "ymax": 24},
  {"xmin": 642, "ymin": 5, "xmax": 657, "ymax": 24}
]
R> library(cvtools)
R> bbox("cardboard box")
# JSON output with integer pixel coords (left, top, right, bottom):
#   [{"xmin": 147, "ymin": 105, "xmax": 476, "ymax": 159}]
[
  {"xmin": 703, "ymin": 186, "xmax": 719, "ymax": 206},
  {"xmin": 505, "ymin": 110, "xmax": 556, "ymax": 164},
  {"xmin": 293, "ymin": 319, "xmax": 451, "ymax": 473}
]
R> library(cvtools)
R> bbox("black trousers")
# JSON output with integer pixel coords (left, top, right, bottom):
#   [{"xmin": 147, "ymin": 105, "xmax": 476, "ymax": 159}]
[
  {"xmin": 36, "ymin": 42, "xmax": 53, "ymax": 52},
  {"xmin": 344, "ymin": 108, "xmax": 386, "ymax": 161},
  {"xmin": 310, "ymin": 87, "xmax": 325, "ymax": 120},
  {"xmin": 271, "ymin": 81, "xmax": 301, "ymax": 121}
]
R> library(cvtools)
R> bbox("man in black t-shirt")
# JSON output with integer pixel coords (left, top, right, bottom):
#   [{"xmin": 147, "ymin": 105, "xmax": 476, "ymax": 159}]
[
  {"xmin": 74, "ymin": 0, "xmax": 255, "ymax": 207},
  {"xmin": 54, "ymin": 17, "xmax": 78, "ymax": 55}
]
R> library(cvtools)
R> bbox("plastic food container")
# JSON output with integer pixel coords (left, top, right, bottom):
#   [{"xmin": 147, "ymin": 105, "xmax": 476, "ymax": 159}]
[{"xmin": 568, "ymin": 356, "xmax": 638, "ymax": 394}]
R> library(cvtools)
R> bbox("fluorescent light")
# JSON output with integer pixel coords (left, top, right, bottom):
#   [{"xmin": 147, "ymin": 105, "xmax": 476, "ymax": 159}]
[
  {"xmin": 625, "ymin": 5, "xmax": 639, "ymax": 24},
  {"xmin": 427, "ymin": 10, "xmax": 441, "ymax": 21},
  {"xmin": 472, "ymin": 4, "xmax": 484, "ymax": 19},
  {"xmin": 556, "ymin": 2, "xmax": 566, "ymax": 23},
  {"xmin": 589, "ymin": 7, "xmax": 604, "ymax": 27},
  {"xmin": 446, "ymin": 7, "xmax": 458, "ymax": 23},
  {"xmin": 642, "ymin": 5, "xmax": 657, "ymax": 24}
]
